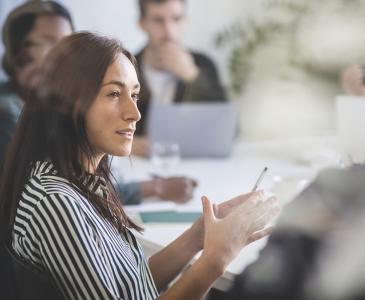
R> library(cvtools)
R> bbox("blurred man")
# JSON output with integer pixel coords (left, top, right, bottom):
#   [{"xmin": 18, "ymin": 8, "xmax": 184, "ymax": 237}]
[{"xmin": 133, "ymin": 0, "xmax": 227, "ymax": 155}]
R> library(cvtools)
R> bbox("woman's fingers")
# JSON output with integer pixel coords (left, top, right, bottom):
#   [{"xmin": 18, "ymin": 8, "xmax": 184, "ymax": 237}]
[
  {"xmin": 213, "ymin": 203, "xmax": 218, "ymax": 218},
  {"xmin": 217, "ymin": 191, "xmax": 265, "ymax": 218},
  {"xmin": 232, "ymin": 194, "xmax": 275, "ymax": 218},
  {"xmin": 201, "ymin": 196, "xmax": 216, "ymax": 225},
  {"xmin": 251, "ymin": 205, "xmax": 281, "ymax": 232},
  {"xmin": 247, "ymin": 227, "xmax": 274, "ymax": 244},
  {"xmin": 247, "ymin": 198, "xmax": 280, "ymax": 234},
  {"xmin": 201, "ymin": 194, "xmax": 279, "ymax": 269},
  {"xmin": 227, "ymin": 195, "xmax": 279, "ymax": 236},
  {"xmin": 228, "ymin": 190, "xmax": 264, "ymax": 209}
]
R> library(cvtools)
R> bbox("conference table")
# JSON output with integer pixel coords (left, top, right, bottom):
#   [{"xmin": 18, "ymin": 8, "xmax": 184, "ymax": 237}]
[{"xmin": 112, "ymin": 135, "xmax": 340, "ymax": 291}]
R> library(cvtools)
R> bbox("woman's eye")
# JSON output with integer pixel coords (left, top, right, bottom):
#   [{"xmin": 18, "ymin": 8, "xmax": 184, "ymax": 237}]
[
  {"xmin": 108, "ymin": 91, "xmax": 120, "ymax": 98},
  {"xmin": 132, "ymin": 93, "xmax": 140, "ymax": 102}
]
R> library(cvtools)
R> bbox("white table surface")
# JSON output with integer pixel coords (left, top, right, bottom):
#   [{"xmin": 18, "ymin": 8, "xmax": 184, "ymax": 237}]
[{"xmin": 112, "ymin": 136, "xmax": 340, "ymax": 290}]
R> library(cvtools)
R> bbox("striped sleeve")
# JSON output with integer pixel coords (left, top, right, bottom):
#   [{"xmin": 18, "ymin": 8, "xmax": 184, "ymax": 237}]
[{"xmin": 30, "ymin": 193, "xmax": 124, "ymax": 300}]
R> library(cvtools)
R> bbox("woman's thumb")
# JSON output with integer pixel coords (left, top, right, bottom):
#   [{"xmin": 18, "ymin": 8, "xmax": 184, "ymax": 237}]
[{"xmin": 201, "ymin": 196, "xmax": 215, "ymax": 223}]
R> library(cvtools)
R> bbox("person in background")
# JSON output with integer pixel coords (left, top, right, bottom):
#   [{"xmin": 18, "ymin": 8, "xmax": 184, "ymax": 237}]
[
  {"xmin": 0, "ymin": 31, "xmax": 278, "ymax": 300},
  {"xmin": 0, "ymin": 0, "xmax": 73, "ymax": 171},
  {"xmin": 340, "ymin": 64, "xmax": 365, "ymax": 96},
  {"xmin": 133, "ymin": 0, "xmax": 227, "ymax": 156},
  {"xmin": 0, "ymin": 0, "xmax": 197, "ymax": 206}
]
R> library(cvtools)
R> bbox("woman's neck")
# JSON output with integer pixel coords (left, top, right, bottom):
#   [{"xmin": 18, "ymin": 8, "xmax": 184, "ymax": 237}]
[{"xmin": 81, "ymin": 154, "xmax": 104, "ymax": 174}]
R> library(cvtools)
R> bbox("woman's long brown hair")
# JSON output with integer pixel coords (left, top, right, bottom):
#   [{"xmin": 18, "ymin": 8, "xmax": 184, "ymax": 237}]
[{"xmin": 0, "ymin": 32, "xmax": 142, "ymax": 244}]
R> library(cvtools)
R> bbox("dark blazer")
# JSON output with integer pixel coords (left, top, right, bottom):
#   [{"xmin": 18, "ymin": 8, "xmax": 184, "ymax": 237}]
[{"xmin": 135, "ymin": 49, "xmax": 227, "ymax": 135}]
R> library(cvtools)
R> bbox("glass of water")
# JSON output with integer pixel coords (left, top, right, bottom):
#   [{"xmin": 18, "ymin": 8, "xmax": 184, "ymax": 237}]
[{"xmin": 150, "ymin": 141, "xmax": 180, "ymax": 176}]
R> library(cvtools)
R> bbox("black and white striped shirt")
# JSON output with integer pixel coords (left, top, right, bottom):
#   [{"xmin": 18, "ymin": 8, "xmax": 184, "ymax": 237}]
[{"xmin": 12, "ymin": 160, "xmax": 158, "ymax": 300}]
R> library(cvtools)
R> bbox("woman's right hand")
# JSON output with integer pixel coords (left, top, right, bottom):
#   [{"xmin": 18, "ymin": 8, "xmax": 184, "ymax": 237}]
[{"xmin": 200, "ymin": 194, "xmax": 279, "ymax": 273}]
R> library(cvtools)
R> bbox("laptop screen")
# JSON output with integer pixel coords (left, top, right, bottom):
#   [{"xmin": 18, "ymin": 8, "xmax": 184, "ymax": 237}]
[{"xmin": 147, "ymin": 102, "xmax": 238, "ymax": 158}]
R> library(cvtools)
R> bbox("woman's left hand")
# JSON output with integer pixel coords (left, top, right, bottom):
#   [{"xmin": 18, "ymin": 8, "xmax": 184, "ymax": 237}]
[{"xmin": 190, "ymin": 191, "xmax": 278, "ymax": 250}]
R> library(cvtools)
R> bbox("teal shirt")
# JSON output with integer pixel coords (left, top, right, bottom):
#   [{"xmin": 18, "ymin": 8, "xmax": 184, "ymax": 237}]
[{"xmin": 0, "ymin": 82, "xmax": 142, "ymax": 205}]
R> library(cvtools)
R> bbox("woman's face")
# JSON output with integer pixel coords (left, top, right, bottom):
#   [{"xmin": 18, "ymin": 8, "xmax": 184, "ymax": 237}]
[{"xmin": 85, "ymin": 53, "xmax": 141, "ymax": 159}]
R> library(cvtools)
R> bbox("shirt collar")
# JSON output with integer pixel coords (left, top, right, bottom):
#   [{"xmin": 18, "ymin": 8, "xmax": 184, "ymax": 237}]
[{"xmin": 81, "ymin": 173, "xmax": 108, "ymax": 198}]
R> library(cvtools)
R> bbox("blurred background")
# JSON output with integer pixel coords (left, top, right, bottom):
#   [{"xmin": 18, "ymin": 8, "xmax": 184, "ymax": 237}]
[
  {"xmin": 3, "ymin": 0, "xmax": 365, "ymax": 139},
  {"xmin": 0, "ymin": 0, "xmax": 258, "ymax": 85}
]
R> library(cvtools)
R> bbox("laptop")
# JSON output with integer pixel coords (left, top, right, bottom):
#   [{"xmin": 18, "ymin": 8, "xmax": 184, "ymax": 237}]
[
  {"xmin": 147, "ymin": 102, "xmax": 237, "ymax": 158},
  {"xmin": 336, "ymin": 95, "xmax": 365, "ymax": 163}
]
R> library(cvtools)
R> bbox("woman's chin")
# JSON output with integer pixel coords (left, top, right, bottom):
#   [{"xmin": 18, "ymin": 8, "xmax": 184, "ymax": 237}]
[{"xmin": 109, "ymin": 146, "xmax": 131, "ymax": 157}]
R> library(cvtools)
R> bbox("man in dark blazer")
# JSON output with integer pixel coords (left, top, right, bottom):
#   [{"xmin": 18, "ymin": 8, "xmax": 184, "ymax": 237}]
[{"xmin": 133, "ymin": 0, "xmax": 227, "ymax": 155}]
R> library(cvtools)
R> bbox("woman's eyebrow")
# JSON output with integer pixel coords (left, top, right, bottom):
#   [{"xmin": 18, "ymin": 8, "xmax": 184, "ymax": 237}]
[
  {"xmin": 102, "ymin": 80, "xmax": 140, "ymax": 90},
  {"xmin": 101, "ymin": 80, "xmax": 125, "ymax": 88}
]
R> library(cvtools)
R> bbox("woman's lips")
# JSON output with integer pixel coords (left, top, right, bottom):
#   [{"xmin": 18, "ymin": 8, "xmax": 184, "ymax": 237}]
[{"xmin": 116, "ymin": 129, "xmax": 134, "ymax": 139}]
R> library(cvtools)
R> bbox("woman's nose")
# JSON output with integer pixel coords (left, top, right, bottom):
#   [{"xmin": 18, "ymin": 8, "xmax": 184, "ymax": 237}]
[{"xmin": 122, "ymin": 98, "xmax": 141, "ymax": 123}]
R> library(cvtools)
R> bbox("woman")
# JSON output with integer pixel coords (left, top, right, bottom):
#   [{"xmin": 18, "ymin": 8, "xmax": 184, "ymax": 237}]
[{"xmin": 0, "ymin": 32, "xmax": 277, "ymax": 300}]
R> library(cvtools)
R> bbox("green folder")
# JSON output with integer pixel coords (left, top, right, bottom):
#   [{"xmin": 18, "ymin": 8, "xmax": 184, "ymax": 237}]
[{"xmin": 139, "ymin": 211, "xmax": 201, "ymax": 223}]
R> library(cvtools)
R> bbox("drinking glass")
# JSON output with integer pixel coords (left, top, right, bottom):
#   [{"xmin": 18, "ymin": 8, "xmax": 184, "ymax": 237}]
[{"xmin": 150, "ymin": 141, "xmax": 180, "ymax": 176}]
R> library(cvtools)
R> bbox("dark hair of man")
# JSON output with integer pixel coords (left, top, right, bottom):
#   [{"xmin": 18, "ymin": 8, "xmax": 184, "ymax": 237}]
[
  {"xmin": 0, "ymin": 32, "xmax": 142, "ymax": 244},
  {"xmin": 138, "ymin": 0, "xmax": 186, "ymax": 18},
  {"xmin": 2, "ymin": 1, "xmax": 74, "ymax": 79}
]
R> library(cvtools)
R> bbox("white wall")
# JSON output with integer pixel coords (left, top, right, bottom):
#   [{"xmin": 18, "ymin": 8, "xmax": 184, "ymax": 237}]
[
  {"xmin": 61, "ymin": 0, "xmax": 260, "ymax": 86},
  {"xmin": 0, "ymin": 0, "xmax": 261, "ymax": 86}
]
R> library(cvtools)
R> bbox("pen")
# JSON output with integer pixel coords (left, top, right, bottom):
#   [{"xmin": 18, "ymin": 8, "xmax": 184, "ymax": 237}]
[{"xmin": 251, "ymin": 166, "xmax": 268, "ymax": 192}]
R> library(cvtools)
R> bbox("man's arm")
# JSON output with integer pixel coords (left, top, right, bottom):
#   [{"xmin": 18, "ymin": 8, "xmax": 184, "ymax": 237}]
[
  {"xmin": 151, "ymin": 44, "xmax": 227, "ymax": 102},
  {"xmin": 113, "ymin": 176, "xmax": 197, "ymax": 205},
  {"xmin": 114, "ymin": 180, "xmax": 143, "ymax": 205},
  {"xmin": 182, "ymin": 53, "xmax": 227, "ymax": 102}
]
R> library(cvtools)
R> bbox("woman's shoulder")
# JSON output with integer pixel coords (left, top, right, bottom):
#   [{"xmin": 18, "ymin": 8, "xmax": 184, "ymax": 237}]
[
  {"xmin": 24, "ymin": 160, "xmax": 82, "ymax": 205},
  {"xmin": 14, "ymin": 162, "xmax": 81, "ymax": 241},
  {"xmin": 15, "ymin": 161, "xmax": 89, "ymax": 238}
]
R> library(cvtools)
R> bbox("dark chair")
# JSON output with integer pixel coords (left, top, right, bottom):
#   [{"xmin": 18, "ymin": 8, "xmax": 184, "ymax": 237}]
[
  {"xmin": 3, "ymin": 243, "xmax": 63, "ymax": 300},
  {"xmin": 1, "ymin": 244, "xmax": 17, "ymax": 299}
]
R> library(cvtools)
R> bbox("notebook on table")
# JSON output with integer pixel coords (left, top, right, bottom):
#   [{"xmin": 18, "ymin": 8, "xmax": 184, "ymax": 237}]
[
  {"xmin": 139, "ymin": 211, "xmax": 201, "ymax": 223},
  {"xmin": 147, "ymin": 102, "xmax": 238, "ymax": 158}
]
